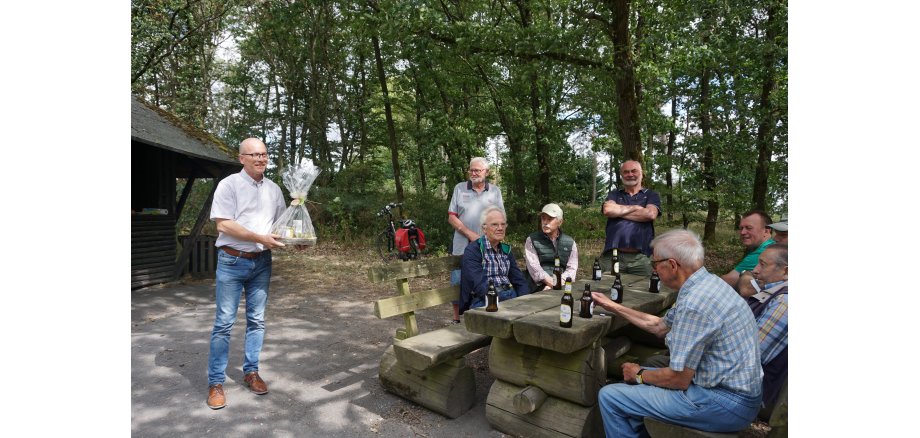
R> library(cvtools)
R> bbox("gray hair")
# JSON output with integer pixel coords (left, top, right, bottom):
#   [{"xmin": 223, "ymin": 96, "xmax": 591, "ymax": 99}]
[
  {"xmin": 764, "ymin": 244, "xmax": 788, "ymax": 266},
  {"xmin": 480, "ymin": 206, "xmax": 506, "ymax": 230},
  {"xmin": 470, "ymin": 157, "xmax": 490, "ymax": 169},
  {"xmin": 651, "ymin": 229, "xmax": 704, "ymax": 270}
]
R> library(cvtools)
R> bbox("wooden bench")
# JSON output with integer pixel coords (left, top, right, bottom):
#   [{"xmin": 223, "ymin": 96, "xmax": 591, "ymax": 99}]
[
  {"xmin": 643, "ymin": 378, "xmax": 788, "ymax": 438},
  {"xmin": 369, "ymin": 255, "xmax": 492, "ymax": 418}
]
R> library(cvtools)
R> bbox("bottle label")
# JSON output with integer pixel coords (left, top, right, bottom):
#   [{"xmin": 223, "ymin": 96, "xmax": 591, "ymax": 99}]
[
  {"xmin": 565, "ymin": 283, "xmax": 572, "ymax": 293},
  {"xmin": 614, "ymin": 262, "xmax": 620, "ymax": 274},
  {"xmin": 560, "ymin": 305, "xmax": 572, "ymax": 323},
  {"xmin": 590, "ymin": 302, "xmax": 595, "ymax": 314},
  {"xmin": 610, "ymin": 289, "xmax": 619, "ymax": 301},
  {"xmin": 594, "ymin": 269, "xmax": 602, "ymax": 280}
]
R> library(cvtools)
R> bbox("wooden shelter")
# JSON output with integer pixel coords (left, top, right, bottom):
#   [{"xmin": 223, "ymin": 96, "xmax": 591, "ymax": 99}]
[{"xmin": 131, "ymin": 96, "xmax": 241, "ymax": 289}]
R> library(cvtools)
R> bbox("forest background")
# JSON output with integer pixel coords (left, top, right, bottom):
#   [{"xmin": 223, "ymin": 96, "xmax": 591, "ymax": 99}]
[{"xmin": 131, "ymin": 0, "xmax": 788, "ymax": 268}]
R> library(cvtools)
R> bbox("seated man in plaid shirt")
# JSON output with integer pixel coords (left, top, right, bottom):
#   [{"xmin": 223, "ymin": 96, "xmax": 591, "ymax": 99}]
[
  {"xmin": 591, "ymin": 229, "xmax": 763, "ymax": 437},
  {"xmin": 458, "ymin": 206, "xmax": 531, "ymax": 314},
  {"xmin": 749, "ymin": 244, "xmax": 788, "ymax": 411}
]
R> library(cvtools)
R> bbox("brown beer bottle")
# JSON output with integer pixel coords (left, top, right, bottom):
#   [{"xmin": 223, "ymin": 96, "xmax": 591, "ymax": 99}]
[
  {"xmin": 560, "ymin": 277, "xmax": 574, "ymax": 327},
  {"xmin": 579, "ymin": 283, "xmax": 594, "ymax": 318},
  {"xmin": 648, "ymin": 271, "xmax": 660, "ymax": 293},
  {"xmin": 592, "ymin": 258, "xmax": 602, "ymax": 281},
  {"xmin": 486, "ymin": 280, "xmax": 499, "ymax": 312},
  {"xmin": 552, "ymin": 256, "xmax": 563, "ymax": 290},
  {"xmin": 610, "ymin": 275, "xmax": 624, "ymax": 303}
]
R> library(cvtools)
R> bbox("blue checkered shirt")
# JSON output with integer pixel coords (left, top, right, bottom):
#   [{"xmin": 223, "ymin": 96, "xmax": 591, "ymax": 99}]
[
  {"xmin": 664, "ymin": 267, "xmax": 763, "ymax": 396},
  {"xmin": 482, "ymin": 240, "xmax": 511, "ymax": 287},
  {"xmin": 757, "ymin": 281, "xmax": 789, "ymax": 364}
]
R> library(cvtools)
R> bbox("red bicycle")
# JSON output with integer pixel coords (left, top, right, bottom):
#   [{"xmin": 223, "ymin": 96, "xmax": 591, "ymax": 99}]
[{"xmin": 374, "ymin": 202, "xmax": 426, "ymax": 262}]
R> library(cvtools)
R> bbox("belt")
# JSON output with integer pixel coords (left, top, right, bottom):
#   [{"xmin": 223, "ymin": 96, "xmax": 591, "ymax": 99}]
[
  {"xmin": 219, "ymin": 246, "xmax": 264, "ymax": 259},
  {"xmin": 617, "ymin": 248, "xmax": 641, "ymax": 254}
]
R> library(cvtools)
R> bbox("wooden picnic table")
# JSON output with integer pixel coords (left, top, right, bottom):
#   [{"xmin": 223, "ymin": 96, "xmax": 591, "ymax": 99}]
[{"xmin": 464, "ymin": 273, "xmax": 678, "ymax": 437}]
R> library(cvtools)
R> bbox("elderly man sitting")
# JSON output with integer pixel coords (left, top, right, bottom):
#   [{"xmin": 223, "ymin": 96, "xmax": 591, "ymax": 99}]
[
  {"xmin": 591, "ymin": 229, "xmax": 762, "ymax": 437},
  {"xmin": 749, "ymin": 243, "xmax": 788, "ymax": 411},
  {"xmin": 523, "ymin": 203, "xmax": 579, "ymax": 291},
  {"xmin": 458, "ymin": 206, "xmax": 531, "ymax": 314}
]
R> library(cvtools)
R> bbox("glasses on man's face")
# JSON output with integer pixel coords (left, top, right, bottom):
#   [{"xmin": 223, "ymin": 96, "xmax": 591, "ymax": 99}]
[
  {"xmin": 469, "ymin": 168, "xmax": 486, "ymax": 174},
  {"xmin": 241, "ymin": 153, "xmax": 268, "ymax": 159},
  {"xmin": 486, "ymin": 222, "xmax": 507, "ymax": 229},
  {"xmin": 650, "ymin": 258, "xmax": 671, "ymax": 267}
]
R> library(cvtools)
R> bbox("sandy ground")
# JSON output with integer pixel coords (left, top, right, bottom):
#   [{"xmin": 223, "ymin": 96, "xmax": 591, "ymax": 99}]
[{"xmin": 131, "ymin": 245, "xmax": 769, "ymax": 437}]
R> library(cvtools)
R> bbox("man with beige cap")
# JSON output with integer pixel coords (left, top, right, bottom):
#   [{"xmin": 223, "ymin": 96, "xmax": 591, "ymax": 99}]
[
  {"xmin": 768, "ymin": 214, "xmax": 787, "ymax": 245},
  {"xmin": 523, "ymin": 203, "xmax": 579, "ymax": 291}
]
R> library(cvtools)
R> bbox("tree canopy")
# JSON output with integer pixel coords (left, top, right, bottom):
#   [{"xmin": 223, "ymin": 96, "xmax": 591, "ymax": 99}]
[{"xmin": 133, "ymin": 0, "xmax": 788, "ymax": 243}]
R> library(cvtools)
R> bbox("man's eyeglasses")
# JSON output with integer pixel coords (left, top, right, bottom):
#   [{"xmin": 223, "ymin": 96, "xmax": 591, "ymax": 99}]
[
  {"xmin": 650, "ymin": 258, "xmax": 672, "ymax": 267},
  {"xmin": 469, "ymin": 168, "xmax": 486, "ymax": 174},
  {"xmin": 241, "ymin": 153, "xmax": 268, "ymax": 159},
  {"xmin": 486, "ymin": 222, "xmax": 507, "ymax": 229}
]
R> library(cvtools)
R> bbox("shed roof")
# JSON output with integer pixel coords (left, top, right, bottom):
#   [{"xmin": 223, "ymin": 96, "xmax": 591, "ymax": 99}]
[{"xmin": 131, "ymin": 96, "xmax": 240, "ymax": 166}]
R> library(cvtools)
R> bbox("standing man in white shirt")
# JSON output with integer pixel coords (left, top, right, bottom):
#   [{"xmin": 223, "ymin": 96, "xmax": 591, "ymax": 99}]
[{"xmin": 206, "ymin": 138, "xmax": 286, "ymax": 410}]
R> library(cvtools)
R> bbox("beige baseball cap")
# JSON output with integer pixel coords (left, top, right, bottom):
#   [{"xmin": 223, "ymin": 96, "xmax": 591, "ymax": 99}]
[
  {"xmin": 768, "ymin": 214, "xmax": 788, "ymax": 232},
  {"xmin": 540, "ymin": 203, "xmax": 563, "ymax": 219}
]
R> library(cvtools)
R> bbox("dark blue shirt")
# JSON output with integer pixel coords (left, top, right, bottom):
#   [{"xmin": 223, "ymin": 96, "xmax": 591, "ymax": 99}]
[{"xmin": 602, "ymin": 188, "xmax": 662, "ymax": 256}]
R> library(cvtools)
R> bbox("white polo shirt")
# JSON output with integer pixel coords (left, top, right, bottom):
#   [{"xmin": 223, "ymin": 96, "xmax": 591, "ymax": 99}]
[{"xmin": 211, "ymin": 170, "xmax": 286, "ymax": 252}]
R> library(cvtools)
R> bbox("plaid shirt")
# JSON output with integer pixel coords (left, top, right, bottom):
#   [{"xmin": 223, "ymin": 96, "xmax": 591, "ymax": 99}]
[
  {"xmin": 756, "ymin": 281, "xmax": 789, "ymax": 364},
  {"xmin": 664, "ymin": 267, "xmax": 763, "ymax": 396},
  {"xmin": 482, "ymin": 239, "xmax": 511, "ymax": 287}
]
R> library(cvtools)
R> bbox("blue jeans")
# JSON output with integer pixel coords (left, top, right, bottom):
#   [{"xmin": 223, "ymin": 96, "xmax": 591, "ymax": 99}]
[
  {"xmin": 207, "ymin": 249, "xmax": 272, "ymax": 386},
  {"xmin": 450, "ymin": 269, "xmax": 461, "ymax": 306},
  {"xmin": 599, "ymin": 380, "xmax": 761, "ymax": 438},
  {"xmin": 469, "ymin": 287, "xmax": 517, "ymax": 309}
]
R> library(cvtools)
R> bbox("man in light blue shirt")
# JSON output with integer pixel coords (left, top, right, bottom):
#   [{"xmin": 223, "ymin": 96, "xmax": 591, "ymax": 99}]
[
  {"xmin": 592, "ymin": 229, "xmax": 762, "ymax": 437},
  {"xmin": 447, "ymin": 157, "xmax": 504, "ymax": 322}
]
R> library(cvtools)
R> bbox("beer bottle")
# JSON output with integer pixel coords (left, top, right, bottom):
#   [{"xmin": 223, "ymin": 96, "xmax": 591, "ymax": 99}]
[
  {"xmin": 486, "ymin": 280, "xmax": 499, "ymax": 312},
  {"xmin": 592, "ymin": 258, "xmax": 602, "ymax": 281},
  {"xmin": 552, "ymin": 255, "xmax": 563, "ymax": 290},
  {"xmin": 610, "ymin": 275, "xmax": 624, "ymax": 303},
  {"xmin": 611, "ymin": 248, "xmax": 620, "ymax": 277},
  {"xmin": 579, "ymin": 283, "xmax": 594, "ymax": 318},
  {"xmin": 648, "ymin": 270, "xmax": 660, "ymax": 293},
  {"xmin": 560, "ymin": 277, "xmax": 574, "ymax": 328}
]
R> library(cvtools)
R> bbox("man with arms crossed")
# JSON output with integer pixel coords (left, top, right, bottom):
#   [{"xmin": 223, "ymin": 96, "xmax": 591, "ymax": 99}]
[{"xmin": 601, "ymin": 160, "xmax": 661, "ymax": 276}]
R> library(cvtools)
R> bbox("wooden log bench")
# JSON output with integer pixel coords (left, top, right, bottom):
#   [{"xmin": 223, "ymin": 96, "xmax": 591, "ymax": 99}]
[
  {"xmin": 369, "ymin": 255, "xmax": 492, "ymax": 418},
  {"xmin": 643, "ymin": 378, "xmax": 787, "ymax": 438}
]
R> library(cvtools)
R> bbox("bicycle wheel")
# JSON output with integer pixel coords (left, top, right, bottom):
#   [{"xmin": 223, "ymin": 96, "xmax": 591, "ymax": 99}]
[
  {"xmin": 408, "ymin": 237, "xmax": 420, "ymax": 260},
  {"xmin": 375, "ymin": 230, "xmax": 397, "ymax": 263}
]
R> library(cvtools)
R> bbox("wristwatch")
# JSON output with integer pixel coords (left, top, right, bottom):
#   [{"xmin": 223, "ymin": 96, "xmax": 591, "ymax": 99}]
[{"xmin": 636, "ymin": 368, "xmax": 646, "ymax": 385}]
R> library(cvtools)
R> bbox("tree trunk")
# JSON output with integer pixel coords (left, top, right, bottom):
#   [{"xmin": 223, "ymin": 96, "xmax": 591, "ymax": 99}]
[
  {"xmin": 608, "ymin": 0, "xmax": 644, "ymax": 165},
  {"xmin": 666, "ymin": 94, "xmax": 677, "ymax": 222},
  {"xmin": 752, "ymin": 4, "xmax": 780, "ymax": 211},
  {"xmin": 372, "ymin": 33, "xmax": 404, "ymax": 201},
  {"xmin": 701, "ymin": 68, "xmax": 718, "ymax": 242},
  {"xmin": 358, "ymin": 52, "xmax": 369, "ymax": 162}
]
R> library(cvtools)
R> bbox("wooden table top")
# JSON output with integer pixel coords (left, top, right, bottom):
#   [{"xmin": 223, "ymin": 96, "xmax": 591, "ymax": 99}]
[{"xmin": 464, "ymin": 273, "xmax": 678, "ymax": 354}]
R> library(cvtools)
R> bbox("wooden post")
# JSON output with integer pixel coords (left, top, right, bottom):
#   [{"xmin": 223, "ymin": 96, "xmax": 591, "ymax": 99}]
[
  {"xmin": 396, "ymin": 278, "xmax": 418, "ymax": 340},
  {"xmin": 173, "ymin": 172, "xmax": 224, "ymax": 278},
  {"xmin": 175, "ymin": 176, "xmax": 196, "ymax": 219},
  {"xmin": 513, "ymin": 385, "xmax": 548, "ymax": 414}
]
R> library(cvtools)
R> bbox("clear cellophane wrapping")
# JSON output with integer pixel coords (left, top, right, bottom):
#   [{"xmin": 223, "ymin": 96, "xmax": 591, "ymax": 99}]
[{"xmin": 270, "ymin": 160, "xmax": 321, "ymax": 246}]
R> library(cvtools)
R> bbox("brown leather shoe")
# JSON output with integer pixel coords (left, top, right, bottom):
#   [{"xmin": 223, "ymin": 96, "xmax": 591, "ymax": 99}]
[
  {"xmin": 207, "ymin": 384, "xmax": 226, "ymax": 409},
  {"xmin": 243, "ymin": 371, "xmax": 268, "ymax": 395}
]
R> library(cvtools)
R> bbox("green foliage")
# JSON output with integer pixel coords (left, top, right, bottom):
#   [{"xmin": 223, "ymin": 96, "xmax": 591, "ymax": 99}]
[{"xmin": 137, "ymin": 0, "xmax": 788, "ymax": 249}]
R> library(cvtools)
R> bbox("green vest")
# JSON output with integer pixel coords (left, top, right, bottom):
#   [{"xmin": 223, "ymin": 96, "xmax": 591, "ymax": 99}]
[{"xmin": 529, "ymin": 230, "xmax": 575, "ymax": 277}]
